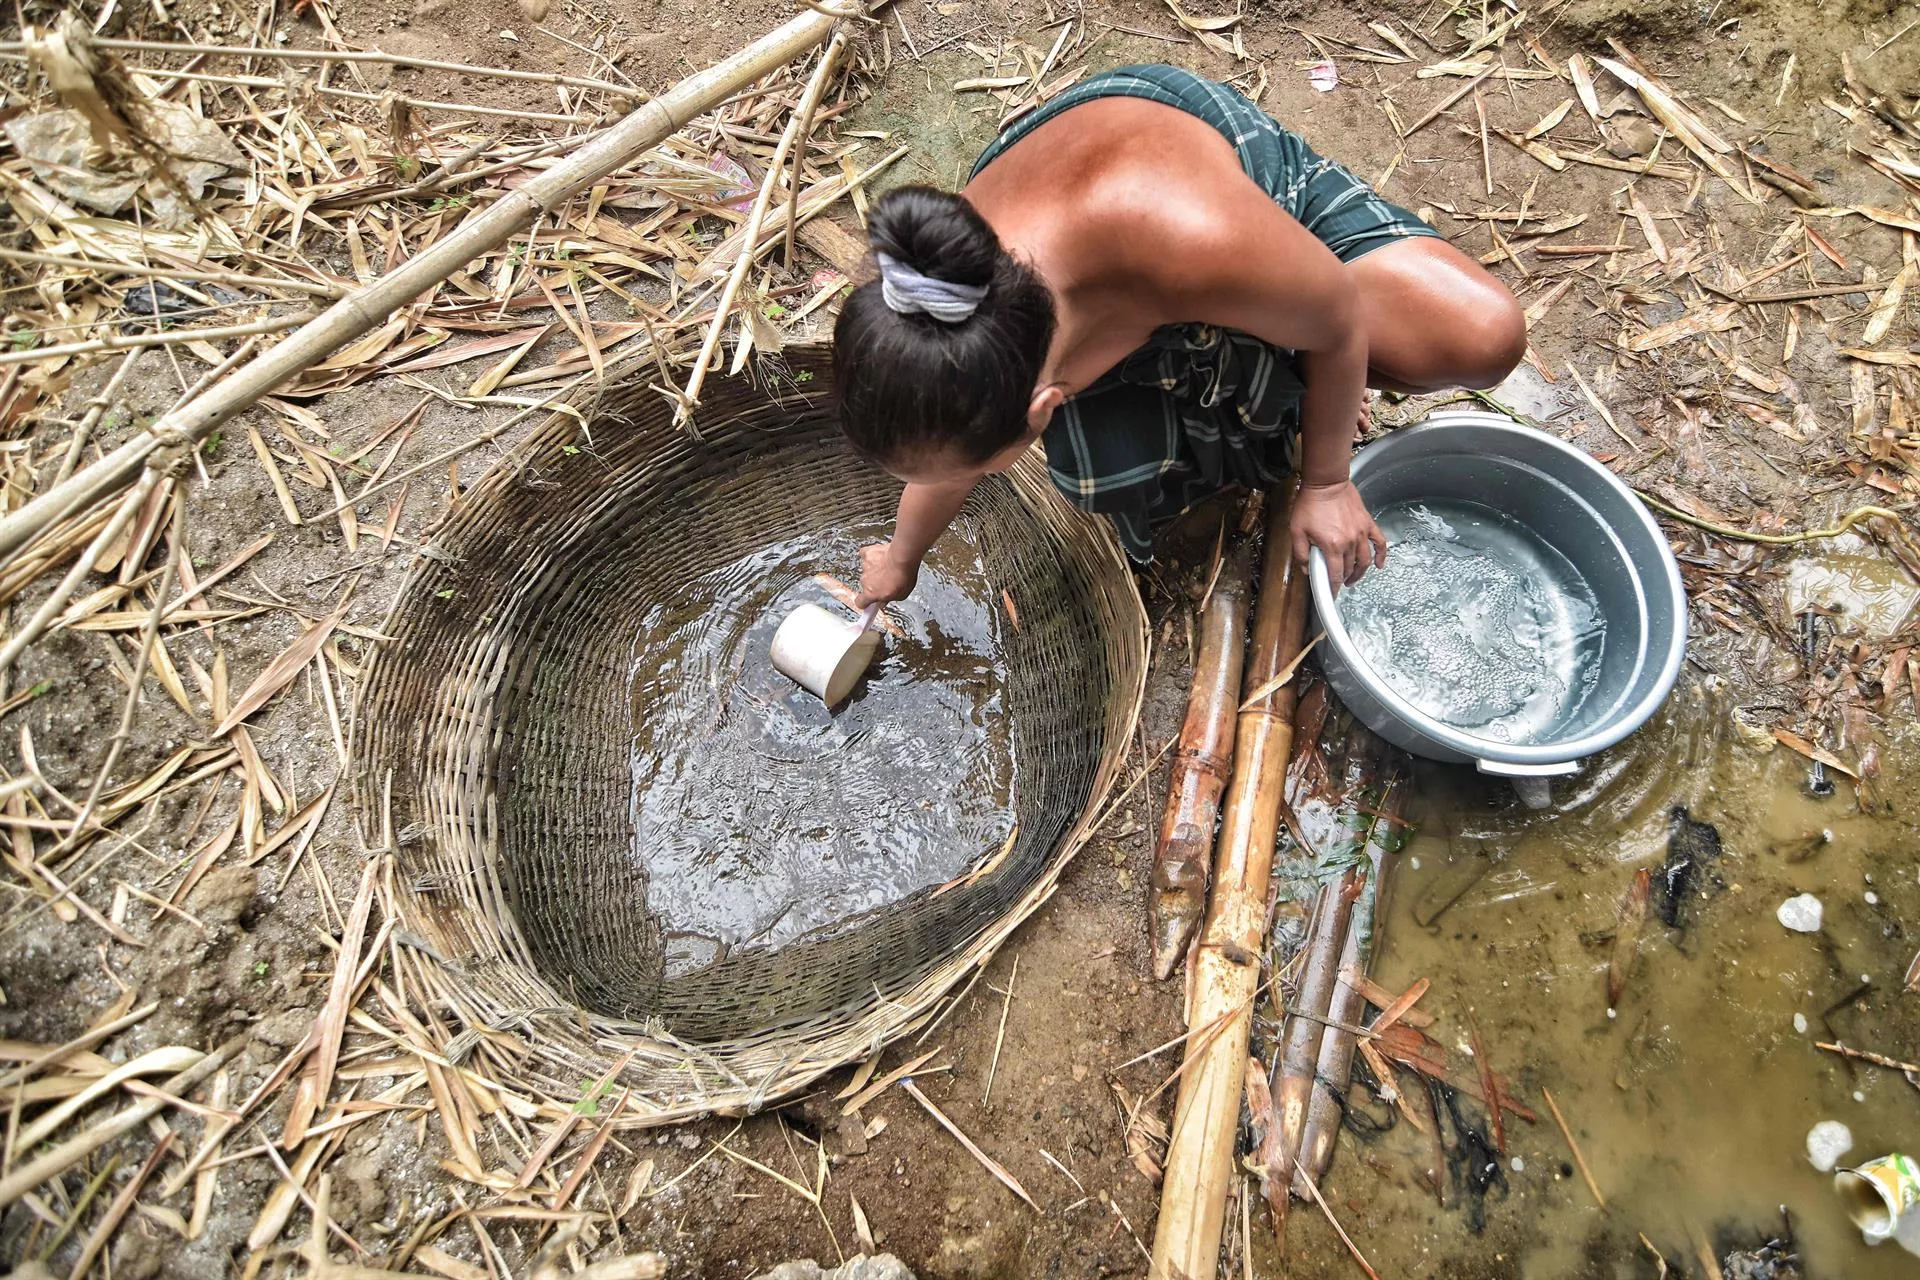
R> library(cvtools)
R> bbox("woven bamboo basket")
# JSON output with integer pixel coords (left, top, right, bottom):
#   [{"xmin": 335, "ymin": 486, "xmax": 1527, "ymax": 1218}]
[{"xmin": 349, "ymin": 343, "xmax": 1149, "ymax": 1121}]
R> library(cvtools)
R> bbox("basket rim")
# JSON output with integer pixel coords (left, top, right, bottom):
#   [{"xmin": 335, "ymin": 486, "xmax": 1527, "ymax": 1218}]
[{"xmin": 344, "ymin": 342, "xmax": 1150, "ymax": 1124}]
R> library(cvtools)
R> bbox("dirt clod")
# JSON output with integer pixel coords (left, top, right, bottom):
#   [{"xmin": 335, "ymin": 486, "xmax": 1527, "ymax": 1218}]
[{"xmin": 188, "ymin": 864, "xmax": 259, "ymax": 928}]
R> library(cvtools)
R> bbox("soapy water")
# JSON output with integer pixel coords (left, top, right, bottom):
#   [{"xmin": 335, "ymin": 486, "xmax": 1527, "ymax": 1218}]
[
  {"xmin": 627, "ymin": 526, "xmax": 1015, "ymax": 977},
  {"xmin": 1335, "ymin": 499, "xmax": 1606, "ymax": 744}
]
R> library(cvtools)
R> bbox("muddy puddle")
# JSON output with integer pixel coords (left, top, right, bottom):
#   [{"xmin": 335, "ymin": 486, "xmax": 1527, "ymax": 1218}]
[
  {"xmin": 1293, "ymin": 669, "xmax": 1920, "ymax": 1277},
  {"xmin": 625, "ymin": 524, "xmax": 1017, "ymax": 975}
]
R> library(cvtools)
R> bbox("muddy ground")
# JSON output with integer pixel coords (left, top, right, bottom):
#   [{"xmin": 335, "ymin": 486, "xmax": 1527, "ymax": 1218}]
[{"xmin": 3, "ymin": 0, "xmax": 1920, "ymax": 1275}]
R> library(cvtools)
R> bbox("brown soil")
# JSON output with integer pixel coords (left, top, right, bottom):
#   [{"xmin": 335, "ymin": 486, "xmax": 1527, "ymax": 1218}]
[{"xmin": 3, "ymin": 0, "xmax": 1918, "ymax": 1275}]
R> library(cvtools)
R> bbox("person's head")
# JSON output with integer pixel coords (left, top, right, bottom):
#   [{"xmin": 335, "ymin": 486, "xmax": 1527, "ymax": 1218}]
[{"xmin": 833, "ymin": 186, "xmax": 1060, "ymax": 483}]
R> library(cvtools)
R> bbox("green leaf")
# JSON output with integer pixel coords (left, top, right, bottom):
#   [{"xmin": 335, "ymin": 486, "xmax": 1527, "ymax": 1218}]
[{"xmin": 572, "ymin": 1078, "xmax": 614, "ymax": 1116}]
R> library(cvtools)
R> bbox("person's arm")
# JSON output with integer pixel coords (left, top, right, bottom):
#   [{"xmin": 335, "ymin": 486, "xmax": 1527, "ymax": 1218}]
[
  {"xmin": 1289, "ymin": 297, "xmax": 1385, "ymax": 585},
  {"xmin": 1128, "ymin": 181, "xmax": 1387, "ymax": 584},
  {"xmin": 857, "ymin": 477, "xmax": 977, "ymax": 606}
]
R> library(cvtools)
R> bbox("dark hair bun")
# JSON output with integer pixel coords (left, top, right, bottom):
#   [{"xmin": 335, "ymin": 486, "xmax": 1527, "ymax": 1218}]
[
  {"xmin": 866, "ymin": 186, "xmax": 999, "ymax": 289},
  {"xmin": 834, "ymin": 186, "xmax": 1055, "ymax": 469}
]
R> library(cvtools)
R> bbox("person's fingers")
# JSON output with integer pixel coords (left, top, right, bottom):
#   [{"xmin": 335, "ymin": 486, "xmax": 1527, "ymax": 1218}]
[
  {"xmin": 1292, "ymin": 526, "xmax": 1312, "ymax": 567},
  {"xmin": 1369, "ymin": 525, "xmax": 1389, "ymax": 569}
]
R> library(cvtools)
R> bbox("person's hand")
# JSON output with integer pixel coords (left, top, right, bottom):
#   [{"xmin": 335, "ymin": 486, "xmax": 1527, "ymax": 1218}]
[
  {"xmin": 1290, "ymin": 480, "xmax": 1387, "ymax": 588},
  {"xmin": 856, "ymin": 541, "xmax": 921, "ymax": 607}
]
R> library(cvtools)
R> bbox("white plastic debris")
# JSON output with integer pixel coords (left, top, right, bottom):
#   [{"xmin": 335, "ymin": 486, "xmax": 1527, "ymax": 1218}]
[
  {"xmin": 1794, "ymin": 1012, "xmax": 1809, "ymax": 1035},
  {"xmin": 1899, "ymin": 1203, "xmax": 1920, "ymax": 1257},
  {"xmin": 1809, "ymin": 1120, "xmax": 1854, "ymax": 1172},
  {"xmin": 1510, "ymin": 1156, "xmax": 1526, "ymax": 1172},
  {"xmin": 1308, "ymin": 60, "xmax": 1339, "ymax": 92},
  {"xmin": 1778, "ymin": 894, "xmax": 1824, "ymax": 933}
]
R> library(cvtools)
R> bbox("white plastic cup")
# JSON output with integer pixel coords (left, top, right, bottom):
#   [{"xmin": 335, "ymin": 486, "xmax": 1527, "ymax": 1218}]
[{"xmin": 769, "ymin": 602, "xmax": 882, "ymax": 708}]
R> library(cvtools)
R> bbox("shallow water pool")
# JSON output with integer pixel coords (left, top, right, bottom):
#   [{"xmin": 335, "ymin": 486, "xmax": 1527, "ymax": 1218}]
[{"xmin": 1272, "ymin": 675, "xmax": 1920, "ymax": 1277}]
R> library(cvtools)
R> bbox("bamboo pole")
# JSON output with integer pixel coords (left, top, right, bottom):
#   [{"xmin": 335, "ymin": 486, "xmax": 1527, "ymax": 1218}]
[
  {"xmin": 679, "ymin": 31, "xmax": 845, "ymax": 421},
  {"xmin": 0, "ymin": 5, "xmax": 848, "ymax": 569},
  {"xmin": 1264, "ymin": 866, "xmax": 1360, "ymax": 1226},
  {"xmin": 1148, "ymin": 540, "xmax": 1252, "ymax": 980},
  {"xmin": 1150, "ymin": 483, "xmax": 1311, "ymax": 1280}
]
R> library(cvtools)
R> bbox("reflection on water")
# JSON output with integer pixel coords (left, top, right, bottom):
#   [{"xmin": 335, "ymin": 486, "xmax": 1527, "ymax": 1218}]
[
  {"xmin": 1787, "ymin": 536, "xmax": 1920, "ymax": 639},
  {"xmin": 1279, "ymin": 676, "xmax": 1920, "ymax": 1278},
  {"xmin": 627, "ymin": 526, "xmax": 1014, "ymax": 976}
]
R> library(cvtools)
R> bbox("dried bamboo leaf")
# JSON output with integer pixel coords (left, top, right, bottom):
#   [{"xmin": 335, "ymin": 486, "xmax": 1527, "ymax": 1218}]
[
  {"xmin": 1525, "ymin": 99, "xmax": 1574, "ymax": 140},
  {"xmin": 1162, "ymin": 0, "xmax": 1242, "ymax": 32},
  {"xmin": 283, "ymin": 859, "xmax": 379, "ymax": 1148},
  {"xmin": 1593, "ymin": 55, "xmax": 1754, "ymax": 200},
  {"xmin": 14, "ymin": 1046, "xmax": 202, "ymax": 1151},
  {"xmin": 1773, "ymin": 728, "xmax": 1859, "ymax": 779},
  {"xmin": 840, "ymin": 1047, "xmax": 944, "ymax": 1116},
  {"xmin": 1862, "ymin": 262, "xmax": 1916, "ymax": 346},
  {"xmin": 1623, "ymin": 303, "xmax": 1740, "ymax": 353},
  {"xmin": 1842, "ymin": 348, "xmax": 1920, "ymax": 368},
  {"xmin": 212, "ymin": 597, "xmax": 349, "ymax": 736},
  {"xmin": 1568, "ymin": 54, "xmax": 1602, "ymax": 124}
]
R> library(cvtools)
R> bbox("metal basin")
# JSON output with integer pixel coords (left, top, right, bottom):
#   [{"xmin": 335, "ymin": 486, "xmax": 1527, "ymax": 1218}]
[{"xmin": 1308, "ymin": 410, "xmax": 1687, "ymax": 784}]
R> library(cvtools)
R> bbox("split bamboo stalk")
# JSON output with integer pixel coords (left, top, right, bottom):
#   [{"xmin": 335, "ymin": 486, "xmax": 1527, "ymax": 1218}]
[
  {"xmin": 0, "ymin": 4, "xmax": 850, "ymax": 570},
  {"xmin": 0, "ymin": 36, "xmax": 642, "ymax": 97},
  {"xmin": 1148, "ymin": 540, "xmax": 1252, "ymax": 980},
  {"xmin": 1150, "ymin": 484, "xmax": 1311, "ymax": 1280},
  {"xmin": 0, "ymin": 313, "xmax": 313, "ymax": 368},
  {"xmin": 785, "ymin": 32, "xmax": 848, "ymax": 267},
  {"xmin": 1263, "ymin": 724, "xmax": 1387, "ymax": 1226},
  {"xmin": 0, "ymin": 248, "xmax": 346, "ymax": 299},
  {"xmin": 1293, "ymin": 773, "xmax": 1407, "ymax": 1198},
  {"xmin": 680, "ymin": 33, "xmax": 845, "ymax": 421},
  {"xmin": 1264, "ymin": 864, "xmax": 1361, "ymax": 1228}
]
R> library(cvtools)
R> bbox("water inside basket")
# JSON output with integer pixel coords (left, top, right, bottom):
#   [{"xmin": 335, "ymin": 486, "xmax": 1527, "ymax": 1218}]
[
  {"xmin": 1336, "ymin": 498, "xmax": 1607, "ymax": 744},
  {"xmin": 626, "ymin": 525, "xmax": 1015, "ymax": 976}
]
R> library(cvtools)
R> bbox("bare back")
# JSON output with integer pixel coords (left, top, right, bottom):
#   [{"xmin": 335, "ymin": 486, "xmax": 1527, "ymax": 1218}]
[{"xmin": 961, "ymin": 96, "xmax": 1358, "ymax": 397}]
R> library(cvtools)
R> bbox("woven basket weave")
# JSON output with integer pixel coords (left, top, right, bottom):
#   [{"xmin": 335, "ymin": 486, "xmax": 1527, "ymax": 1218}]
[{"xmin": 350, "ymin": 343, "xmax": 1148, "ymax": 1118}]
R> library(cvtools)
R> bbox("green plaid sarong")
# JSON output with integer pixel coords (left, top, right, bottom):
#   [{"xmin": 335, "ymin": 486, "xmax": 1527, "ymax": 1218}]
[{"xmin": 972, "ymin": 64, "xmax": 1439, "ymax": 560}]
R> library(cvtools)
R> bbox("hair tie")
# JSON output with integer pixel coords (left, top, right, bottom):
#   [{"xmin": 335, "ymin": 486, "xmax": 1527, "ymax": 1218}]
[{"xmin": 875, "ymin": 251, "xmax": 989, "ymax": 323}]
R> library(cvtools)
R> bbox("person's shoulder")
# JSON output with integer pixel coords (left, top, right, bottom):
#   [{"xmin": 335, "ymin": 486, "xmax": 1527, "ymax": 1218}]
[{"xmin": 1071, "ymin": 148, "xmax": 1262, "ymax": 281}]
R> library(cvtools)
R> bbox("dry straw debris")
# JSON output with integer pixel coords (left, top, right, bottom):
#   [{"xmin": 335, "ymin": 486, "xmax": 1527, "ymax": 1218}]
[{"xmin": 2, "ymin": 0, "xmax": 1920, "ymax": 1273}]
